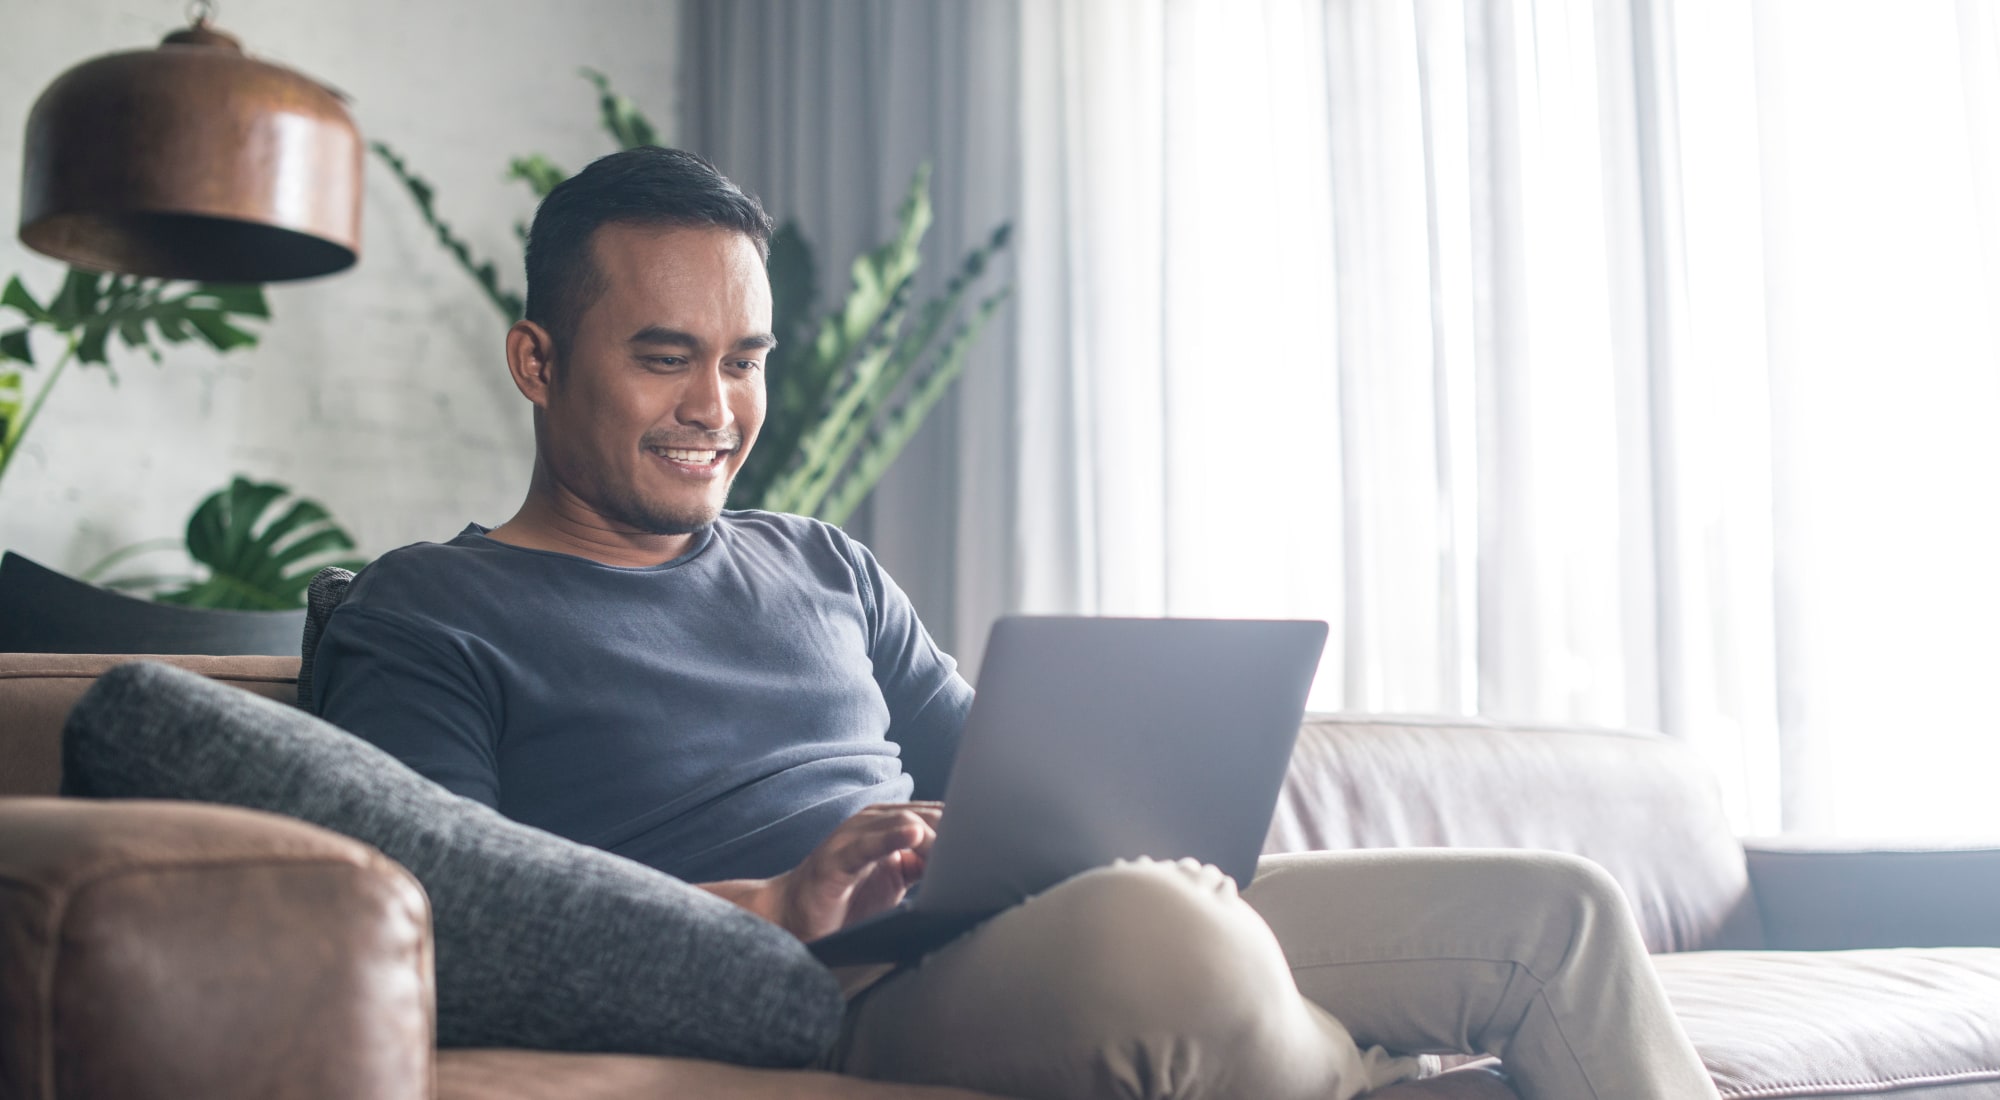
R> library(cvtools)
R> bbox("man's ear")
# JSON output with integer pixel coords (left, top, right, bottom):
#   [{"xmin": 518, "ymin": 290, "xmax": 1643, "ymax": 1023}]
[{"xmin": 505, "ymin": 320, "xmax": 559, "ymax": 408}]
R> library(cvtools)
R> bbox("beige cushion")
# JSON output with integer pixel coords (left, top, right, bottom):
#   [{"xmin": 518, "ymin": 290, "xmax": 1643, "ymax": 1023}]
[{"xmin": 1656, "ymin": 948, "xmax": 2000, "ymax": 1098}]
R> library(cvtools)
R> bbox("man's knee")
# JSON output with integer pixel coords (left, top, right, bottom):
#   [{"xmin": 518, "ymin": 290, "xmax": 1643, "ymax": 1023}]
[
  {"xmin": 1498, "ymin": 850, "xmax": 1633, "ymax": 927},
  {"xmin": 1000, "ymin": 868, "xmax": 1376, "ymax": 1096},
  {"xmin": 841, "ymin": 860, "xmax": 1382, "ymax": 1099},
  {"xmin": 994, "ymin": 858, "xmax": 1303, "ymax": 1044}
]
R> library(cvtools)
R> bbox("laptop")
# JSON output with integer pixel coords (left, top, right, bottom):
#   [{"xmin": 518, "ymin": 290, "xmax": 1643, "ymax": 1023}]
[{"xmin": 808, "ymin": 615, "xmax": 1328, "ymax": 967}]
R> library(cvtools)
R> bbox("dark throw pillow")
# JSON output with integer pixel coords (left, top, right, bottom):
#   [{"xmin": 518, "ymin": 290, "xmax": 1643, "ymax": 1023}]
[{"xmin": 59, "ymin": 661, "xmax": 843, "ymax": 1066}]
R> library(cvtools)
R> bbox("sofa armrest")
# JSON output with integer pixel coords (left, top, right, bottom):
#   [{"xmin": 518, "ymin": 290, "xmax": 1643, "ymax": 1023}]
[
  {"xmin": 0, "ymin": 797, "xmax": 434, "ymax": 1100},
  {"xmin": 1744, "ymin": 838, "xmax": 2000, "ymax": 949}
]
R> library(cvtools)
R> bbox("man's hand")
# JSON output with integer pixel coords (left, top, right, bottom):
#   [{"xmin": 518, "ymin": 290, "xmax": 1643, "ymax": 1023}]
[{"xmin": 700, "ymin": 801, "xmax": 941, "ymax": 942}]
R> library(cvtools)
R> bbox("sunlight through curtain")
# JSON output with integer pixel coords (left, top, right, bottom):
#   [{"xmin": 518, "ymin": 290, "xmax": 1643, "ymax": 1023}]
[
  {"xmin": 1703, "ymin": 0, "xmax": 2000, "ymax": 835},
  {"xmin": 1014, "ymin": 0, "xmax": 1788, "ymax": 831}
]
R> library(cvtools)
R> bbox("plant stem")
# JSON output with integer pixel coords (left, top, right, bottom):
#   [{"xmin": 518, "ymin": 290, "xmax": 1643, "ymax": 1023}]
[
  {"xmin": 77, "ymin": 536, "xmax": 187, "ymax": 583},
  {"xmin": 0, "ymin": 336, "xmax": 80, "ymax": 490}
]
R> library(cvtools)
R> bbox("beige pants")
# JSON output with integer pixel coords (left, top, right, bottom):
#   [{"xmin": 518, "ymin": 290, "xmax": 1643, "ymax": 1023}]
[{"xmin": 829, "ymin": 849, "xmax": 1718, "ymax": 1100}]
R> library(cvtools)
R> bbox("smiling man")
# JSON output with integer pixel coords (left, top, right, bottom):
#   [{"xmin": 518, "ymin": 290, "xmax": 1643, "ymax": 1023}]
[
  {"xmin": 490, "ymin": 215, "xmax": 770, "ymax": 558},
  {"xmin": 316, "ymin": 150, "xmax": 965, "ymax": 910},
  {"xmin": 312, "ymin": 147, "xmax": 1720, "ymax": 1100}
]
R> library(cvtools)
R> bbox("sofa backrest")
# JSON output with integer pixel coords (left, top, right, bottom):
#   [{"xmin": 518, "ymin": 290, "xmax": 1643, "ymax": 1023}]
[
  {"xmin": 4, "ymin": 656, "xmax": 1764, "ymax": 954},
  {"xmin": 1264, "ymin": 713, "xmax": 1764, "ymax": 954},
  {"xmin": 0, "ymin": 654, "xmax": 299, "ymax": 797}
]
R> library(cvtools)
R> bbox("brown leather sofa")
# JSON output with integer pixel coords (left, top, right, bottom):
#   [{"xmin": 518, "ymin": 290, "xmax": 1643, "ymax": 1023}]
[
  {"xmin": 9, "ymin": 655, "xmax": 2000, "ymax": 1098},
  {"xmin": 0, "ymin": 654, "xmax": 1508, "ymax": 1100}
]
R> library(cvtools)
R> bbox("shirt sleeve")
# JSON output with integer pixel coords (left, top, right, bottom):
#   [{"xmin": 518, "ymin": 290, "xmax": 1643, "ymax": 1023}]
[
  {"xmin": 843, "ymin": 536, "xmax": 974, "ymax": 801},
  {"xmin": 311, "ymin": 600, "xmax": 504, "ymax": 807}
]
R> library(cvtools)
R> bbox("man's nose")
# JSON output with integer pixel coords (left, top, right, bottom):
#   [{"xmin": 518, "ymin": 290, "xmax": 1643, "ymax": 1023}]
[{"xmin": 675, "ymin": 360, "xmax": 731, "ymax": 429}]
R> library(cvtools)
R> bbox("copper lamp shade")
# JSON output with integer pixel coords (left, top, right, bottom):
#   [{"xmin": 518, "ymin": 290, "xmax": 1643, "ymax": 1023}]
[{"xmin": 18, "ymin": 21, "xmax": 362, "ymax": 283}]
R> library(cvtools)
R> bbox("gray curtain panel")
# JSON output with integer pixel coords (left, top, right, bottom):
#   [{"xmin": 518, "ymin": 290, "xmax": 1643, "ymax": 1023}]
[{"xmin": 680, "ymin": 0, "xmax": 1024, "ymax": 676}]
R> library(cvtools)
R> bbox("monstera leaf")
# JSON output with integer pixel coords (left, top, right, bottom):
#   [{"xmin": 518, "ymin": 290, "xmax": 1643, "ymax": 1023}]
[
  {"xmin": 0, "ymin": 271, "xmax": 266, "ymax": 370},
  {"xmin": 148, "ymin": 477, "xmax": 367, "ymax": 610},
  {"xmin": 0, "ymin": 271, "xmax": 271, "ymax": 491}
]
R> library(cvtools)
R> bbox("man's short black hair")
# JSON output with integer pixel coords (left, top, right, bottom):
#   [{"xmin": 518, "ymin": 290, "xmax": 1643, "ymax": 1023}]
[{"xmin": 524, "ymin": 146, "xmax": 773, "ymax": 358}]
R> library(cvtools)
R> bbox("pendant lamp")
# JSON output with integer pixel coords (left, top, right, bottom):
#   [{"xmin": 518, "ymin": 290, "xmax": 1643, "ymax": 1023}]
[{"xmin": 17, "ymin": 2, "xmax": 362, "ymax": 282}]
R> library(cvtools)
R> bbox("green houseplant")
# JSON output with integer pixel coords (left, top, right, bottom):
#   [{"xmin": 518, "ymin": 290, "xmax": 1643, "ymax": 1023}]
[
  {"xmin": 82, "ymin": 476, "xmax": 368, "ymax": 610},
  {"xmin": 0, "ymin": 270, "xmax": 270, "ymax": 492},
  {"xmin": 373, "ymin": 69, "xmax": 1011, "ymax": 526},
  {"xmin": 0, "ymin": 274, "xmax": 367, "ymax": 609}
]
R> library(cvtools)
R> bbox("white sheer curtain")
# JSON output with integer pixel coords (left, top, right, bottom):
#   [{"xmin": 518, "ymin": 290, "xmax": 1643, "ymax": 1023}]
[
  {"xmin": 1671, "ymin": 0, "xmax": 2000, "ymax": 836},
  {"xmin": 1014, "ymin": 0, "xmax": 1784, "ymax": 829}
]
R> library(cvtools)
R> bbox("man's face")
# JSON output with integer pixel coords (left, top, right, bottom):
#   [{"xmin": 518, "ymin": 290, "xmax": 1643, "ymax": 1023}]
[{"xmin": 538, "ymin": 223, "xmax": 773, "ymax": 536}]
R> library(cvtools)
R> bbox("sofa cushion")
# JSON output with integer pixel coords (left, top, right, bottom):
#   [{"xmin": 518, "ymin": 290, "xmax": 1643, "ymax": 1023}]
[
  {"xmin": 437, "ymin": 1049, "xmax": 1010, "ymax": 1100},
  {"xmin": 1266, "ymin": 714, "xmax": 1764, "ymax": 953},
  {"xmin": 1655, "ymin": 948, "xmax": 2000, "ymax": 1098},
  {"xmin": 0, "ymin": 653, "xmax": 299, "ymax": 797},
  {"xmin": 59, "ymin": 661, "xmax": 846, "ymax": 1067},
  {"xmin": 433, "ymin": 1051, "xmax": 1519, "ymax": 1100}
]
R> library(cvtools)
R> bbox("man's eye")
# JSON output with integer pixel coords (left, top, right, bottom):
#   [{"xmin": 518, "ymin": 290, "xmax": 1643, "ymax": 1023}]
[
  {"xmin": 733, "ymin": 359, "xmax": 763, "ymax": 371},
  {"xmin": 645, "ymin": 356, "xmax": 686, "ymax": 369}
]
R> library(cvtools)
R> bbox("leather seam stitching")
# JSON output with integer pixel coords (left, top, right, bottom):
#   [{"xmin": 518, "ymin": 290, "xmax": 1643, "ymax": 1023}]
[
  {"xmin": 0, "ymin": 671, "xmax": 296, "ymax": 684},
  {"xmin": 33, "ymin": 852, "xmax": 374, "ymax": 900},
  {"xmin": 44, "ymin": 879, "xmax": 68, "ymax": 1100},
  {"xmin": 1718, "ymin": 1067, "xmax": 2000, "ymax": 1097},
  {"xmin": 0, "ymin": 879, "xmax": 60, "ymax": 1099}
]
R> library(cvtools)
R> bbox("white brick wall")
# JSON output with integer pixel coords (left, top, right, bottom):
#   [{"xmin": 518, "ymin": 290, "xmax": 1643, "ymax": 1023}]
[{"xmin": 0, "ymin": 0, "xmax": 681, "ymax": 574}]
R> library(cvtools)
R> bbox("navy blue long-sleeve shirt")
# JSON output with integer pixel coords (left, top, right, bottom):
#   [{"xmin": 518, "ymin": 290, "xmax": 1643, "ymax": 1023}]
[{"xmin": 311, "ymin": 511, "xmax": 972, "ymax": 883}]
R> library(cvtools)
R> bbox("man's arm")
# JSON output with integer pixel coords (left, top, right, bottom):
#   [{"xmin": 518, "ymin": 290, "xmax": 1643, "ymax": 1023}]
[
  {"xmin": 844, "ymin": 538, "xmax": 975, "ymax": 800},
  {"xmin": 312, "ymin": 602, "xmax": 504, "ymax": 806}
]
